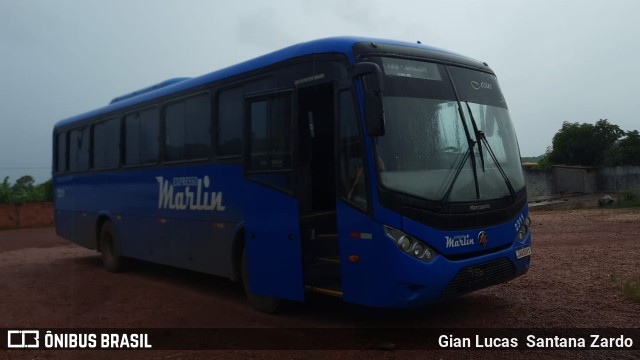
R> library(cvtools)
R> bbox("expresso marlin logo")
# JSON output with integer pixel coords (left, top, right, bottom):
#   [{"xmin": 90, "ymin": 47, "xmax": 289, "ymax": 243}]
[
  {"xmin": 156, "ymin": 176, "xmax": 226, "ymax": 211},
  {"xmin": 445, "ymin": 234, "xmax": 475, "ymax": 248}
]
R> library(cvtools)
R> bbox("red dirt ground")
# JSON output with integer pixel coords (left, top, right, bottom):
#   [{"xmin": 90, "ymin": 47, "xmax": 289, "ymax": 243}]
[{"xmin": 0, "ymin": 208, "xmax": 639, "ymax": 359}]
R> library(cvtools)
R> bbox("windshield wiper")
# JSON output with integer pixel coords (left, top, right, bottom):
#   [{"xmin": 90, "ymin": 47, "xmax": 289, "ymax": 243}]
[
  {"xmin": 441, "ymin": 146, "xmax": 472, "ymax": 204},
  {"xmin": 466, "ymin": 102, "xmax": 486, "ymax": 172},
  {"xmin": 441, "ymin": 104, "xmax": 480, "ymax": 204},
  {"xmin": 465, "ymin": 102, "xmax": 517, "ymax": 202}
]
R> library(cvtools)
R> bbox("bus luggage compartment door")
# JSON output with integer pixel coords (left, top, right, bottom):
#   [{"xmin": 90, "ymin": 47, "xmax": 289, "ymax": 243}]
[{"xmin": 243, "ymin": 179, "xmax": 304, "ymax": 301}]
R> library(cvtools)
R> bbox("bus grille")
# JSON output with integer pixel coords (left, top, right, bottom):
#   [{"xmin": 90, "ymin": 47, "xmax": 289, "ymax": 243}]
[{"xmin": 440, "ymin": 258, "xmax": 516, "ymax": 299}]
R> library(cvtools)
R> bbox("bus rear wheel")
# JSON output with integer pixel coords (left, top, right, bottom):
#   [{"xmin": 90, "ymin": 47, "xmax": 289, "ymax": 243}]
[
  {"xmin": 100, "ymin": 221, "xmax": 126, "ymax": 273},
  {"xmin": 241, "ymin": 246, "xmax": 282, "ymax": 313}
]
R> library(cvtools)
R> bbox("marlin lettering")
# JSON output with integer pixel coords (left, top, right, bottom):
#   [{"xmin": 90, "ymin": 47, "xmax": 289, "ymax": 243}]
[{"xmin": 156, "ymin": 176, "xmax": 226, "ymax": 211}]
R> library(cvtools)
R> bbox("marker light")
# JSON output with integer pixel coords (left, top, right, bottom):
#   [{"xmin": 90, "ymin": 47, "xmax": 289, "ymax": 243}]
[{"xmin": 384, "ymin": 226, "xmax": 438, "ymax": 262}]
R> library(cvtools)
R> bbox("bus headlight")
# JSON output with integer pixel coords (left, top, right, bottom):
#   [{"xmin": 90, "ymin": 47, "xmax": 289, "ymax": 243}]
[
  {"xmin": 517, "ymin": 216, "xmax": 531, "ymax": 242},
  {"xmin": 398, "ymin": 236, "xmax": 412, "ymax": 251},
  {"xmin": 384, "ymin": 226, "xmax": 437, "ymax": 262},
  {"xmin": 412, "ymin": 243, "xmax": 424, "ymax": 257}
]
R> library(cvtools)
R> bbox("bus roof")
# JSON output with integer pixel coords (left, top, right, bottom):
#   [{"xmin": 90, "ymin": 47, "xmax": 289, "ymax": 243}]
[{"xmin": 54, "ymin": 36, "xmax": 473, "ymax": 129}]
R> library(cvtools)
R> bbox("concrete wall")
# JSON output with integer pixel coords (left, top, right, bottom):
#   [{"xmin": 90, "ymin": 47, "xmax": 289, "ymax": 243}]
[
  {"xmin": 524, "ymin": 165, "xmax": 640, "ymax": 198},
  {"xmin": 599, "ymin": 166, "xmax": 640, "ymax": 192},
  {"xmin": 0, "ymin": 202, "xmax": 54, "ymax": 230},
  {"xmin": 523, "ymin": 168, "xmax": 553, "ymax": 199},
  {"xmin": 553, "ymin": 166, "xmax": 598, "ymax": 194}
]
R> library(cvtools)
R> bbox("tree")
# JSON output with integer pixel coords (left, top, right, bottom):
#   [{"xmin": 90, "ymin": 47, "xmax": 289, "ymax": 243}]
[
  {"xmin": 0, "ymin": 176, "xmax": 52, "ymax": 204},
  {"xmin": 536, "ymin": 147, "xmax": 553, "ymax": 169},
  {"xmin": 0, "ymin": 177, "xmax": 11, "ymax": 203},
  {"xmin": 546, "ymin": 119, "xmax": 624, "ymax": 166},
  {"xmin": 27, "ymin": 179, "xmax": 53, "ymax": 202},
  {"xmin": 605, "ymin": 130, "xmax": 640, "ymax": 166},
  {"xmin": 13, "ymin": 175, "xmax": 35, "ymax": 191},
  {"xmin": 11, "ymin": 175, "xmax": 36, "ymax": 205}
]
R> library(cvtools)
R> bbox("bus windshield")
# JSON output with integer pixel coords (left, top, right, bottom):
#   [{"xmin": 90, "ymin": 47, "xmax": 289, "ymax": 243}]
[{"xmin": 374, "ymin": 58, "xmax": 525, "ymax": 203}]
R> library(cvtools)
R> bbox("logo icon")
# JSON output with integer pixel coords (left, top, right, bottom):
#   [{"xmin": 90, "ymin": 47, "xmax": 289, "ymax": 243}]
[
  {"xmin": 477, "ymin": 231, "xmax": 488, "ymax": 247},
  {"xmin": 7, "ymin": 330, "xmax": 40, "ymax": 348},
  {"xmin": 470, "ymin": 81, "xmax": 493, "ymax": 90}
]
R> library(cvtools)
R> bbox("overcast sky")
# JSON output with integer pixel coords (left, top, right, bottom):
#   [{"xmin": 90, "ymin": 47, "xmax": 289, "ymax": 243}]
[{"xmin": 1, "ymin": 0, "xmax": 639, "ymax": 183}]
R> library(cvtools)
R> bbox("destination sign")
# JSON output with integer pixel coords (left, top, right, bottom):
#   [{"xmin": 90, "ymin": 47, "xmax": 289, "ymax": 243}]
[{"xmin": 381, "ymin": 58, "xmax": 442, "ymax": 81}]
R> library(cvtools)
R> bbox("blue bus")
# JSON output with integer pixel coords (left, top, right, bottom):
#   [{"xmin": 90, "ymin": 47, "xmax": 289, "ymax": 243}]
[{"xmin": 53, "ymin": 37, "xmax": 531, "ymax": 312}]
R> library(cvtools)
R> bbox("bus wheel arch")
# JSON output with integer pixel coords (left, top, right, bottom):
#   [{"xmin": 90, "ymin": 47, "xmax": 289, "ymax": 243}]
[
  {"xmin": 95, "ymin": 215, "xmax": 111, "ymax": 251},
  {"xmin": 99, "ymin": 220, "xmax": 127, "ymax": 273}
]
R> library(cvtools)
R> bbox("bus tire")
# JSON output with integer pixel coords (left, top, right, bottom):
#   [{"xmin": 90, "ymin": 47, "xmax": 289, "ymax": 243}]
[
  {"xmin": 100, "ymin": 221, "xmax": 126, "ymax": 273},
  {"xmin": 241, "ymin": 246, "xmax": 281, "ymax": 313}
]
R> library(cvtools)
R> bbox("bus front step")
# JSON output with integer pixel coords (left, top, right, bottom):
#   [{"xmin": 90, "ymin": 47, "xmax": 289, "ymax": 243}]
[
  {"xmin": 315, "ymin": 233, "xmax": 337, "ymax": 240},
  {"xmin": 316, "ymin": 255, "xmax": 340, "ymax": 264},
  {"xmin": 306, "ymin": 257, "xmax": 341, "ymax": 279},
  {"xmin": 300, "ymin": 211, "xmax": 337, "ymax": 220},
  {"xmin": 304, "ymin": 259, "xmax": 342, "ymax": 297},
  {"xmin": 308, "ymin": 233, "xmax": 338, "ymax": 258},
  {"xmin": 304, "ymin": 285, "xmax": 343, "ymax": 297}
]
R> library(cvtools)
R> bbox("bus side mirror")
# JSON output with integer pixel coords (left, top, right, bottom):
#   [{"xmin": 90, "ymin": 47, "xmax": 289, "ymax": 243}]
[{"xmin": 349, "ymin": 62, "xmax": 385, "ymax": 137}]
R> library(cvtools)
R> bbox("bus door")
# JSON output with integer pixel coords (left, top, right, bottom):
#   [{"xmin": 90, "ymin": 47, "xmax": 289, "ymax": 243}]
[
  {"xmin": 243, "ymin": 90, "xmax": 304, "ymax": 301},
  {"xmin": 296, "ymin": 83, "xmax": 342, "ymax": 295},
  {"xmin": 334, "ymin": 87, "xmax": 375, "ymax": 304}
]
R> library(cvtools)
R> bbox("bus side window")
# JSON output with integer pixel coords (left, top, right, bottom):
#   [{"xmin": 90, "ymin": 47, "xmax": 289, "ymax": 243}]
[
  {"xmin": 164, "ymin": 93, "xmax": 212, "ymax": 162},
  {"xmin": 246, "ymin": 92, "xmax": 293, "ymax": 191},
  {"xmin": 248, "ymin": 100, "xmax": 269, "ymax": 170},
  {"xmin": 69, "ymin": 127, "xmax": 90, "ymax": 172},
  {"xmin": 125, "ymin": 108, "xmax": 159, "ymax": 166},
  {"xmin": 338, "ymin": 90, "xmax": 368, "ymax": 211},
  {"xmin": 56, "ymin": 132, "xmax": 67, "ymax": 173},
  {"xmin": 217, "ymin": 87, "xmax": 243, "ymax": 158},
  {"xmin": 93, "ymin": 118, "xmax": 120, "ymax": 170}
]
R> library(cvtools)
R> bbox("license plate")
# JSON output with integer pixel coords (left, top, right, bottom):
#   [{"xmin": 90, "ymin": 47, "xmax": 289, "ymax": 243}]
[{"xmin": 515, "ymin": 246, "xmax": 532, "ymax": 259}]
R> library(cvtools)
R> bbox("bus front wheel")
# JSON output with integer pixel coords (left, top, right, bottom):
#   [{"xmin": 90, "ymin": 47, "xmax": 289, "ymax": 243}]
[
  {"xmin": 241, "ymin": 246, "xmax": 282, "ymax": 313},
  {"xmin": 100, "ymin": 221, "xmax": 126, "ymax": 273}
]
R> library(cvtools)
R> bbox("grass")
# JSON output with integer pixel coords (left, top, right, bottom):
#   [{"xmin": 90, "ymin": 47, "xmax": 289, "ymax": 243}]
[
  {"xmin": 617, "ymin": 190, "xmax": 640, "ymax": 208},
  {"xmin": 619, "ymin": 276, "xmax": 640, "ymax": 303}
]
